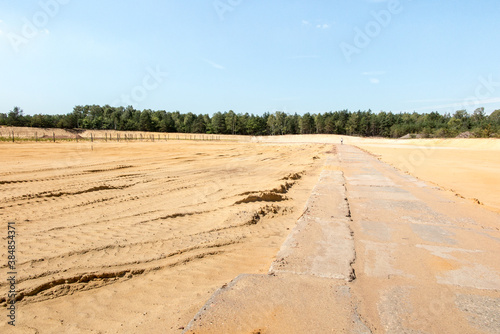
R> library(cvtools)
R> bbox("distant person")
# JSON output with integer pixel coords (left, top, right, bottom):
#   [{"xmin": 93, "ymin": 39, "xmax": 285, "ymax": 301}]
[{"xmin": 340, "ymin": 137, "xmax": 343, "ymax": 145}]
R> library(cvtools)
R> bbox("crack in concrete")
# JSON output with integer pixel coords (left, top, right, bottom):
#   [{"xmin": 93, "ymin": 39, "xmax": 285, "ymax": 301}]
[{"xmin": 343, "ymin": 172, "xmax": 358, "ymax": 283}]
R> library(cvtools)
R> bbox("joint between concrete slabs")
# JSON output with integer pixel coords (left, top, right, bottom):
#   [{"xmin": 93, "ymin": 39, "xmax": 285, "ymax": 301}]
[{"xmin": 183, "ymin": 150, "xmax": 364, "ymax": 333}]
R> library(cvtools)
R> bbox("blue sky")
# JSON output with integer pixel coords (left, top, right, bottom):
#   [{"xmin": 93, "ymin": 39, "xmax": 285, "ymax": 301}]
[{"xmin": 1, "ymin": 0, "xmax": 499, "ymax": 116}]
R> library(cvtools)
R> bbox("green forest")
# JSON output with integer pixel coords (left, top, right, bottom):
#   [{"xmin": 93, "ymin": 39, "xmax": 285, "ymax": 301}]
[{"xmin": 1, "ymin": 105, "xmax": 500, "ymax": 138}]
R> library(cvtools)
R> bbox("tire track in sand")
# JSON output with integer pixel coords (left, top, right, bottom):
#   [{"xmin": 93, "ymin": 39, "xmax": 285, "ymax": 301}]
[{"xmin": 0, "ymin": 142, "xmax": 324, "ymax": 310}]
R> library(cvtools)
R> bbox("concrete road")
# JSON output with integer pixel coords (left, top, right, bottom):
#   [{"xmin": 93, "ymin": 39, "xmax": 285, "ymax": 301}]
[{"xmin": 184, "ymin": 144, "xmax": 500, "ymax": 333}]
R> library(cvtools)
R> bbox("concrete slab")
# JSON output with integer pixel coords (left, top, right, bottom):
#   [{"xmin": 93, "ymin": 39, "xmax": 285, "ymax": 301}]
[
  {"xmin": 184, "ymin": 144, "xmax": 500, "ymax": 333},
  {"xmin": 360, "ymin": 221, "xmax": 392, "ymax": 242},
  {"xmin": 437, "ymin": 264, "xmax": 500, "ymax": 290},
  {"xmin": 269, "ymin": 157, "xmax": 356, "ymax": 280},
  {"xmin": 361, "ymin": 240, "xmax": 408, "ymax": 279},
  {"xmin": 184, "ymin": 151, "xmax": 362, "ymax": 333},
  {"xmin": 269, "ymin": 215, "xmax": 355, "ymax": 280},
  {"xmin": 349, "ymin": 189, "xmax": 418, "ymax": 201},
  {"xmin": 410, "ymin": 223, "xmax": 457, "ymax": 245},
  {"xmin": 455, "ymin": 294, "xmax": 500, "ymax": 334},
  {"xmin": 342, "ymin": 144, "xmax": 500, "ymax": 333},
  {"xmin": 183, "ymin": 273, "xmax": 371, "ymax": 334}
]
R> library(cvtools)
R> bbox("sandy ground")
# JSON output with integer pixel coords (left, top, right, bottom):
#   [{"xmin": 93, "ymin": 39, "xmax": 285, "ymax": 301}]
[
  {"xmin": 352, "ymin": 138, "xmax": 500, "ymax": 213},
  {"xmin": 182, "ymin": 144, "xmax": 500, "ymax": 333},
  {"xmin": 0, "ymin": 133, "xmax": 498, "ymax": 333},
  {"xmin": 254, "ymin": 134, "xmax": 500, "ymax": 213},
  {"xmin": 0, "ymin": 140, "xmax": 326, "ymax": 333}
]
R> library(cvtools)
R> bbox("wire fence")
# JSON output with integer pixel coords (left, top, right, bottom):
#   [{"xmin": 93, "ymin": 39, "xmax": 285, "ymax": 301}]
[{"xmin": 0, "ymin": 127, "xmax": 231, "ymax": 143}]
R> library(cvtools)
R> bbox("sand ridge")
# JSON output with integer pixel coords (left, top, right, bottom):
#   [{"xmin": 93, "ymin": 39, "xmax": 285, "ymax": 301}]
[{"xmin": 0, "ymin": 140, "xmax": 326, "ymax": 332}]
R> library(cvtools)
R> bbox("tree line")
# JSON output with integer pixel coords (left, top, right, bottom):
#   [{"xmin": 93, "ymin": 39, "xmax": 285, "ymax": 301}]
[{"xmin": 1, "ymin": 105, "xmax": 499, "ymax": 138}]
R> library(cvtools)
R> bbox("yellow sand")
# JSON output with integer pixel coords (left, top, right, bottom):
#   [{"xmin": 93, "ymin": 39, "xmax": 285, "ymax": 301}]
[
  {"xmin": 0, "ymin": 140, "xmax": 325, "ymax": 333},
  {"xmin": 353, "ymin": 138, "xmax": 500, "ymax": 213},
  {"xmin": 252, "ymin": 134, "xmax": 499, "ymax": 212},
  {"xmin": 0, "ymin": 132, "xmax": 498, "ymax": 333}
]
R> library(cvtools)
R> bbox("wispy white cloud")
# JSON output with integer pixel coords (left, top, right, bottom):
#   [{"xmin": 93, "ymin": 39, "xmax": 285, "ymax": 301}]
[
  {"xmin": 302, "ymin": 20, "xmax": 330, "ymax": 29},
  {"xmin": 202, "ymin": 58, "xmax": 225, "ymax": 70},
  {"xmin": 363, "ymin": 71, "xmax": 384, "ymax": 84}
]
